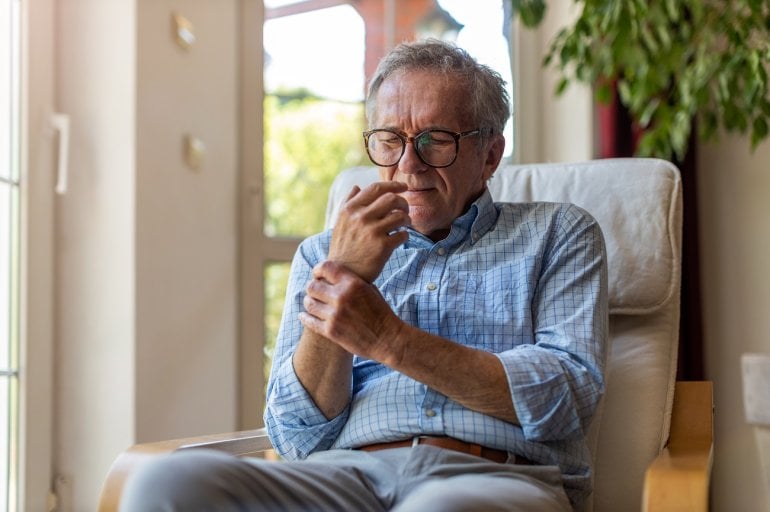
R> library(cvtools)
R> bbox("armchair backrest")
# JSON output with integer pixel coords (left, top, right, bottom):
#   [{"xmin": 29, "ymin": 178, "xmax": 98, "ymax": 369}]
[{"xmin": 324, "ymin": 158, "xmax": 683, "ymax": 512}]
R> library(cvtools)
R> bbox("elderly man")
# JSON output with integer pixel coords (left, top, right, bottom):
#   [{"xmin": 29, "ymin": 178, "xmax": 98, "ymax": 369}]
[{"xmin": 122, "ymin": 39, "xmax": 607, "ymax": 512}]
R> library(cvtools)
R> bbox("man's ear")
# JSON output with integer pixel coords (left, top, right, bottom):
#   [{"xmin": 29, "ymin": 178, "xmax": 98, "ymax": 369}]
[{"xmin": 482, "ymin": 133, "xmax": 506, "ymax": 181}]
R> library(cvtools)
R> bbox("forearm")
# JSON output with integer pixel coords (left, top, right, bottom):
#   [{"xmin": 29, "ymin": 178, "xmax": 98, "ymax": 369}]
[
  {"xmin": 293, "ymin": 329, "xmax": 353, "ymax": 420},
  {"xmin": 385, "ymin": 323, "xmax": 519, "ymax": 425}
]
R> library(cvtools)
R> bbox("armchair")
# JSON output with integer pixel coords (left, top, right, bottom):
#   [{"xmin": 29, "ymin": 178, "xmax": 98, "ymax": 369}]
[{"xmin": 99, "ymin": 158, "xmax": 713, "ymax": 511}]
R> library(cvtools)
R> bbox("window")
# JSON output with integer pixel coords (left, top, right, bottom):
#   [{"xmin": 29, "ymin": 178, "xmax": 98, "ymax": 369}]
[
  {"xmin": 251, "ymin": 0, "xmax": 514, "ymax": 417},
  {"xmin": 0, "ymin": 0, "xmax": 21, "ymax": 509},
  {"xmin": 260, "ymin": 1, "xmax": 368, "ymax": 394}
]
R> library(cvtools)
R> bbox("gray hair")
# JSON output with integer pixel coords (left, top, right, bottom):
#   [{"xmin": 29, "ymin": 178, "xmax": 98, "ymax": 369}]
[{"xmin": 365, "ymin": 39, "xmax": 511, "ymax": 135}]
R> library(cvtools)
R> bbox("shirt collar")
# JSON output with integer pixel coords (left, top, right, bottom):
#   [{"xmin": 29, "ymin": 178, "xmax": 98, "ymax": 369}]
[{"xmin": 405, "ymin": 188, "xmax": 498, "ymax": 249}]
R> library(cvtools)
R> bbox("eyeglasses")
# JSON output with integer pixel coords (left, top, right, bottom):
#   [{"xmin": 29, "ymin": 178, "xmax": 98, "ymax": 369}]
[{"xmin": 363, "ymin": 128, "xmax": 482, "ymax": 168}]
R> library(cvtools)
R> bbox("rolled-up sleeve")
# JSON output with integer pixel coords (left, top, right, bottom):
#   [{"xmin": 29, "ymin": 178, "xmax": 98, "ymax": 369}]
[{"xmin": 497, "ymin": 205, "xmax": 608, "ymax": 442}]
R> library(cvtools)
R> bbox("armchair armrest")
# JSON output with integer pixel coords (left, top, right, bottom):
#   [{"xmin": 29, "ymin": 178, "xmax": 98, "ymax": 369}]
[
  {"xmin": 642, "ymin": 381, "xmax": 714, "ymax": 512},
  {"xmin": 98, "ymin": 428, "xmax": 272, "ymax": 512}
]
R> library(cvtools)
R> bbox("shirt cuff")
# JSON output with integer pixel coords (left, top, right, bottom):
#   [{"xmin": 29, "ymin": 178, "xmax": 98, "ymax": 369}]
[
  {"xmin": 264, "ymin": 355, "xmax": 350, "ymax": 459},
  {"xmin": 496, "ymin": 346, "xmax": 584, "ymax": 442}
]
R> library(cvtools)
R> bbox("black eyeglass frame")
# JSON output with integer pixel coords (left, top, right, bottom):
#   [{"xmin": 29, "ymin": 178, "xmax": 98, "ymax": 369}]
[{"xmin": 362, "ymin": 128, "xmax": 483, "ymax": 168}]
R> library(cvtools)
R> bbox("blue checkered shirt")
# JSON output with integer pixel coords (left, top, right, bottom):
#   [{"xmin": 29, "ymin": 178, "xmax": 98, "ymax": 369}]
[{"xmin": 265, "ymin": 188, "xmax": 608, "ymax": 507}]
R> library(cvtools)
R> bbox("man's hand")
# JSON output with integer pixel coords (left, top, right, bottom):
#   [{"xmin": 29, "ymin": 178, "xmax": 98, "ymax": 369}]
[
  {"xmin": 329, "ymin": 181, "xmax": 411, "ymax": 283},
  {"xmin": 299, "ymin": 261, "xmax": 405, "ymax": 366},
  {"xmin": 291, "ymin": 184, "xmax": 408, "ymax": 419}
]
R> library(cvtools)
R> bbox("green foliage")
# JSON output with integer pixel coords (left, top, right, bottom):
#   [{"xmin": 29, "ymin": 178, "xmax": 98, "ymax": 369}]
[
  {"xmin": 264, "ymin": 94, "xmax": 368, "ymax": 237},
  {"xmin": 510, "ymin": 0, "xmax": 547, "ymax": 27},
  {"xmin": 263, "ymin": 262, "xmax": 290, "ymax": 383},
  {"xmin": 511, "ymin": 0, "xmax": 770, "ymax": 161}
]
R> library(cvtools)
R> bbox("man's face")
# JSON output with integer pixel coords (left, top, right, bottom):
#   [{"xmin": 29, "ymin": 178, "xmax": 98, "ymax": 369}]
[{"xmin": 372, "ymin": 69, "xmax": 504, "ymax": 241}]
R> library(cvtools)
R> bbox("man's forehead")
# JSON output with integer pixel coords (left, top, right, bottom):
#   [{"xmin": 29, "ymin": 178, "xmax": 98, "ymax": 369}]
[
  {"xmin": 381, "ymin": 67, "xmax": 464, "ymax": 90},
  {"xmin": 373, "ymin": 70, "xmax": 471, "ymax": 123}
]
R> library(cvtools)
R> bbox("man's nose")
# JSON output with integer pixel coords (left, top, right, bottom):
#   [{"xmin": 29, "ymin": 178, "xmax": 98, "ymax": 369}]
[{"xmin": 398, "ymin": 140, "xmax": 428, "ymax": 174}]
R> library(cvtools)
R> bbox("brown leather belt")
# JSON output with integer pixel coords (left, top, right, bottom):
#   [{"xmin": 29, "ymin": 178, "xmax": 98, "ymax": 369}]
[{"xmin": 358, "ymin": 436, "xmax": 531, "ymax": 465}]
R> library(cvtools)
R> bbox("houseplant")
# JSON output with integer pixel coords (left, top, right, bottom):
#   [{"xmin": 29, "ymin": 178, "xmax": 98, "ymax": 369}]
[{"xmin": 510, "ymin": 0, "xmax": 770, "ymax": 161}]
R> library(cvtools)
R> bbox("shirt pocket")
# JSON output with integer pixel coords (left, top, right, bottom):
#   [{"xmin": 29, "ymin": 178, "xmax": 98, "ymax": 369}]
[{"xmin": 445, "ymin": 257, "xmax": 537, "ymax": 351}]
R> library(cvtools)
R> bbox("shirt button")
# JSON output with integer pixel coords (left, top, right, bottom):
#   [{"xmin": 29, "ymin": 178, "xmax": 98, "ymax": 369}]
[
  {"xmin": 437, "ymin": 247, "xmax": 446, "ymax": 256},
  {"xmin": 426, "ymin": 282, "xmax": 437, "ymax": 291},
  {"xmin": 425, "ymin": 408, "xmax": 436, "ymax": 417}
]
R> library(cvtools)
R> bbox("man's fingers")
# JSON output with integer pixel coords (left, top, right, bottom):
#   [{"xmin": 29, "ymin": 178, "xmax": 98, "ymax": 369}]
[
  {"xmin": 344, "ymin": 185, "xmax": 361, "ymax": 201},
  {"xmin": 381, "ymin": 208, "xmax": 412, "ymax": 231},
  {"xmin": 341, "ymin": 188, "xmax": 409, "ymax": 232},
  {"xmin": 369, "ymin": 189, "xmax": 409, "ymax": 216},
  {"xmin": 298, "ymin": 311, "xmax": 323, "ymax": 335},
  {"xmin": 302, "ymin": 292, "xmax": 328, "ymax": 319},
  {"xmin": 344, "ymin": 181, "xmax": 408, "ymax": 208},
  {"xmin": 310, "ymin": 260, "xmax": 357, "ymax": 285},
  {"xmin": 383, "ymin": 229, "xmax": 409, "ymax": 251}
]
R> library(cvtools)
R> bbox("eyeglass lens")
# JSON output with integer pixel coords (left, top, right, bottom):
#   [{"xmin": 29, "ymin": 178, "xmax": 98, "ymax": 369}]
[{"xmin": 366, "ymin": 130, "xmax": 458, "ymax": 167}]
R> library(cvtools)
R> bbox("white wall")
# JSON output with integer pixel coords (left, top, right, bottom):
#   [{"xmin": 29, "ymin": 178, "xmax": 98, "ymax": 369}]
[
  {"xmin": 54, "ymin": 0, "xmax": 241, "ymax": 509},
  {"xmin": 55, "ymin": 1, "xmax": 136, "ymax": 509},
  {"xmin": 699, "ymin": 134, "xmax": 770, "ymax": 511},
  {"xmin": 512, "ymin": 1, "xmax": 593, "ymax": 164},
  {"xmin": 135, "ymin": 0, "xmax": 239, "ymax": 444}
]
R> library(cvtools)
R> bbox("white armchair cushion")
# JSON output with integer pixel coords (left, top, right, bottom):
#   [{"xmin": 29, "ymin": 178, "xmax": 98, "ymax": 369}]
[{"xmin": 489, "ymin": 159, "xmax": 681, "ymax": 315}]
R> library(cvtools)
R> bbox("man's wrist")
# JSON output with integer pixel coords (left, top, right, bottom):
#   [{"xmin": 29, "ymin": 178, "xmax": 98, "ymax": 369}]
[
  {"xmin": 324, "ymin": 256, "xmax": 378, "ymax": 283},
  {"xmin": 377, "ymin": 319, "xmax": 410, "ymax": 369}
]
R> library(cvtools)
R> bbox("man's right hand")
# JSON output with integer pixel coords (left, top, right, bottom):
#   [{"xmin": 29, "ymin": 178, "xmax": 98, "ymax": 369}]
[{"xmin": 328, "ymin": 181, "xmax": 411, "ymax": 283}]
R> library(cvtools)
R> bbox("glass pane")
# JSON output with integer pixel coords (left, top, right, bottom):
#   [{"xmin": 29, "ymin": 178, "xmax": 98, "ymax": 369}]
[
  {"xmin": 263, "ymin": 5, "xmax": 367, "ymax": 238},
  {"xmin": 0, "ymin": 183, "xmax": 9, "ymax": 371},
  {"xmin": 0, "ymin": 376, "xmax": 8, "ymax": 510},
  {"xmin": 263, "ymin": 262, "xmax": 291, "ymax": 383},
  {"xmin": 0, "ymin": 0, "xmax": 11, "ymax": 181},
  {"xmin": 8, "ymin": 185, "xmax": 18, "ymax": 373},
  {"xmin": 2, "ymin": 0, "xmax": 19, "ymax": 509}
]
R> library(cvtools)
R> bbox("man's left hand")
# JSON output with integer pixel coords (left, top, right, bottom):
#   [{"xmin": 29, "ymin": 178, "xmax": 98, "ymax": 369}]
[{"xmin": 299, "ymin": 260, "xmax": 404, "ymax": 365}]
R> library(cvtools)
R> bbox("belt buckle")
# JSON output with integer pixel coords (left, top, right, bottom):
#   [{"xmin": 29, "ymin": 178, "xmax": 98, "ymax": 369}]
[{"xmin": 411, "ymin": 436, "xmax": 421, "ymax": 447}]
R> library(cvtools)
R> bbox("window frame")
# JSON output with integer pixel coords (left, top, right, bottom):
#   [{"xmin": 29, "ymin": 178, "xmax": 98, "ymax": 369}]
[
  {"xmin": 238, "ymin": 0, "xmax": 301, "ymax": 428},
  {"xmin": 18, "ymin": 0, "xmax": 57, "ymax": 509}
]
